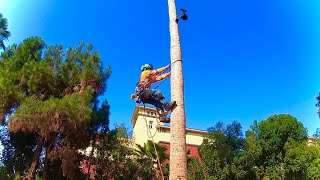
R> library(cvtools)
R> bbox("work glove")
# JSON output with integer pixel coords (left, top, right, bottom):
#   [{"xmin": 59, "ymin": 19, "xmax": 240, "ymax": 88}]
[
  {"xmin": 130, "ymin": 94, "xmax": 137, "ymax": 100},
  {"xmin": 130, "ymin": 94, "xmax": 140, "ymax": 102}
]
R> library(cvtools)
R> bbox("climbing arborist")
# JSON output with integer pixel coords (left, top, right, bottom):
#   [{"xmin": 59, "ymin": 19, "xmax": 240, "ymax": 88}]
[{"xmin": 131, "ymin": 64, "xmax": 176, "ymax": 123}]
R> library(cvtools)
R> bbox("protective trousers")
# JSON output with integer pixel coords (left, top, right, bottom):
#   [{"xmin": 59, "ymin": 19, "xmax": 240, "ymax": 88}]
[{"xmin": 140, "ymin": 89, "xmax": 168, "ymax": 116}]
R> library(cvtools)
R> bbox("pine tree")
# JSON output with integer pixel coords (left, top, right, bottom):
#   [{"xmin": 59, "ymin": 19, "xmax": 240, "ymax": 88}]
[{"xmin": 0, "ymin": 37, "xmax": 111, "ymax": 179}]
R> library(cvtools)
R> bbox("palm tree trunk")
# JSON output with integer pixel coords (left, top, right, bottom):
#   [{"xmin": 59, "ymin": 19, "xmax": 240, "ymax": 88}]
[
  {"xmin": 167, "ymin": 0, "xmax": 187, "ymax": 179},
  {"xmin": 27, "ymin": 136, "xmax": 45, "ymax": 180}
]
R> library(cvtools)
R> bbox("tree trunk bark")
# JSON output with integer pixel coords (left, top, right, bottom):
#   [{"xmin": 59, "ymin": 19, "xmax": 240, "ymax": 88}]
[
  {"xmin": 27, "ymin": 136, "xmax": 45, "ymax": 180},
  {"xmin": 42, "ymin": 146, "xmax": 51, "ymax": 180},
  {"xmin": 167, "ymin": 0, "xmax": 187, "ymax": 179},
  {"xmin": 87, "ymin": 137, "xmax": 96, "ymax": 180}
]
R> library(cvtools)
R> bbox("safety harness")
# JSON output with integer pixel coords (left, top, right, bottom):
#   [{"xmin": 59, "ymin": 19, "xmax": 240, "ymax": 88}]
[
  {"xmin": 132, "ymin": 68, "xmax": 170, "ymax": 102},
  {"xmin": 131, "ymin": 69, "xmax": 154, "ymax": 103}
]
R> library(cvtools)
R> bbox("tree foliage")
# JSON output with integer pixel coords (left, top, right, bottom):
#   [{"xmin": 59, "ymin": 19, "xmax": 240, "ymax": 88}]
[
  {"xmin": 93, "ymin": 127, "xmax": 156, "ymax": 180},
  {"xmin": 231, "ymin": 114, "xmax": 309, "ymax": 179},
  {"xmin": 187, "ymin": 157, "xmax": 204, "ymax": 180},
  {"xmin": 0, "ymin": 13, "xmax": 11, "ymax": 51},
  {"xmin": 135, "ymin": 140, "xmax": 169, "ymax": 165},
  {"xmin": 192, "ymin": 121, "xmax": 245, "ymax": 179},
  {"xmin": 188, "ymin": 114, "xmax": 320, "ymax": 180}
]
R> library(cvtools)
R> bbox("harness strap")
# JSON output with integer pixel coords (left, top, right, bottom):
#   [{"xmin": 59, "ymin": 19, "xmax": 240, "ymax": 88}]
[
  {"xmin": 134, "ymin": 69, "xmax": 167, "ymax": 103},
  {"xmin": 136, "ymin": 69, "xmax": 153, "ymax": 90}
]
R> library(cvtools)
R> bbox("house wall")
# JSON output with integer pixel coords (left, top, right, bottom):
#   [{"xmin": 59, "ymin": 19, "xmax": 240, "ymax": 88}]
[
  {"xmin": 186, "ymin": 130, "xmax": 206, "ymax": 146},
  {"xmin": 159, "ymin": 142, "xmax": 201, "ymax": 164},
  {"xmin": 307, "ymin": 137, "xmax": 320, "ymax": 146},
  {"xmin": 131, "ymin": 106, "xmax": 163, "ymax": 146},
  {"xmin": 131, "ymin": 106, "xmax": 208, "ymax": 147}
]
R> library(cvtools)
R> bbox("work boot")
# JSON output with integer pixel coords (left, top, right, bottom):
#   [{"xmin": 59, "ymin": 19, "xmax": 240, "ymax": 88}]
[
  {"xmin": 156, "ymin": 106, "xmax": 170, "ymax": 123},
  {"xmin": 159, "ymin": 116, "xmax": 170, "ymax": 123},
  {"xmin": 164, "ymin": 101, "xmax": 177, "ymax": 111}
]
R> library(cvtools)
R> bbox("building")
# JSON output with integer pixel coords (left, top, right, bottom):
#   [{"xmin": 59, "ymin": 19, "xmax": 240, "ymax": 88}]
[
  {"xmin": 131, "ymin": 105, "xmax": 208, "ymax": 159},
  {"xmin": 307, "ymin": 137, "xmax": 320, "ymax": 146}
]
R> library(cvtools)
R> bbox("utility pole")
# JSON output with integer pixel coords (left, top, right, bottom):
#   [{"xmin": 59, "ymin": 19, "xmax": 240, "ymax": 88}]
[{"xmin": 167, "ymin": 0, "xmax": 187, "ymax": 179}]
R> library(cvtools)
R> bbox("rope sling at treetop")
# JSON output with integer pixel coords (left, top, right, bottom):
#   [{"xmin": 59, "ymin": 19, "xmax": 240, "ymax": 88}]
[{"xmin": 142, "ymin": 103, "xmax": 165, "ymax": 180}]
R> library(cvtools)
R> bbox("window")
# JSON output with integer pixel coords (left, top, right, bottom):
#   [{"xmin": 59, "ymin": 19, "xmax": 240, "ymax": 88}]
[
  {"xmin": 159, "ymin": 128, "xmax": 166, "ymax": 133},
  {"xmin": 148, "ymin": 121, "xmax": 153, "ymax": 129}
]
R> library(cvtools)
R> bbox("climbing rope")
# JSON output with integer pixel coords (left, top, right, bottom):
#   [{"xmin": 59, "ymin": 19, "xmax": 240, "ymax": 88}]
[
  {"xmin": 153, "ymin": 60, "xmax": 181, "ymax": 90},
  {"xmin": 153, "ymin": 77, "xmax": 168, "ymax": 90},
  {"xmin": 142, "ymin": 104, "xmax": 165, "ymax": 180}
]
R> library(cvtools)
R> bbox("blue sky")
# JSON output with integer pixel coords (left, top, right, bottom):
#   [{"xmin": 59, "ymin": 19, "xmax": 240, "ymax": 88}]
[{"xmin": 0, "ymin": 0, "xmax": 319, "ymax": 136}]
